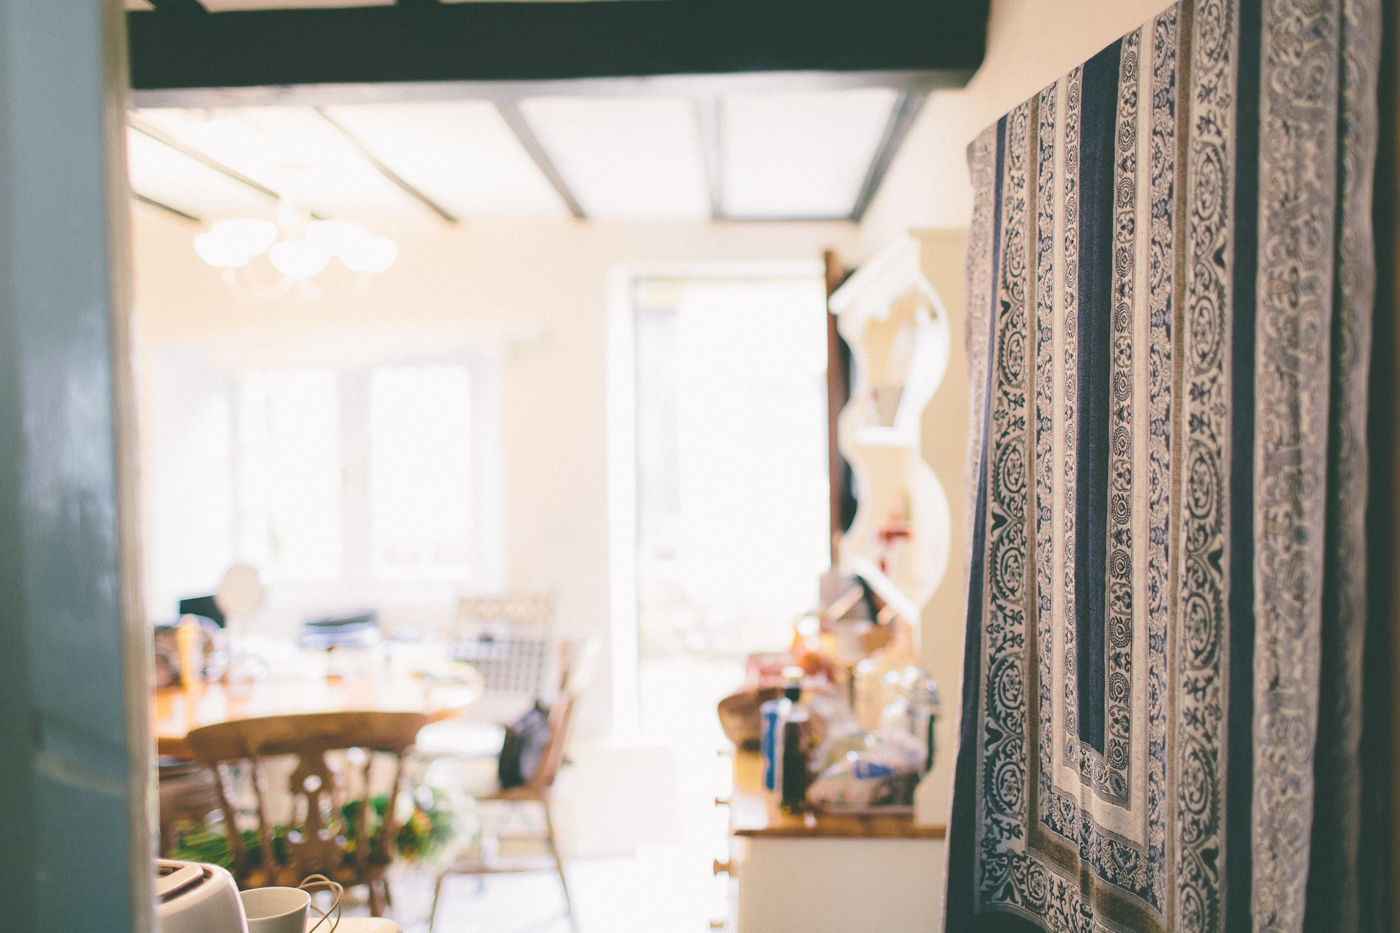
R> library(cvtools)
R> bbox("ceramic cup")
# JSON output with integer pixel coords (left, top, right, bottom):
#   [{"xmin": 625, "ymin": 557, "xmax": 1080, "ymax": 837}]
[{"xmin": 240, "ymin": 886, "xmax": 311, "ymax": 933}]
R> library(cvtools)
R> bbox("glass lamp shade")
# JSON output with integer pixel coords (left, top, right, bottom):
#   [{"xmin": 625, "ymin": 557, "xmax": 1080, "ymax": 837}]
[
  {"xmin": 193, "ymin": 230, "xmax": 252, "ymax": 269},
  {"xmin": 193, "ymin": 211, "xmax": 395, "ymax": 288},
  {"xmin": 193, "ymin": 219, "xmax": 278, "ymax": 269},
  {"xmin": 268, "ymin": 239, "xmax": 331, "ymax": 278},
  {"xmin": 339, "ymin": 235, "xmax": 398, "ymax": 274}
]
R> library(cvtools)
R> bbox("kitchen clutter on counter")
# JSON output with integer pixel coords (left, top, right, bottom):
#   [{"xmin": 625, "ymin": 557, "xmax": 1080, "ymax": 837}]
[{"xmin": 716, "ymin": 572, "xmax": 940, "ymax": 817}]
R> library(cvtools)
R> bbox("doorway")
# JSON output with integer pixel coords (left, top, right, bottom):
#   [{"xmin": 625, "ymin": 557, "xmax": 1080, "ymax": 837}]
[
  {"xmin": 631, "ymin": 273, "xmax": 831, "ymax": 735},
  {"xmin": 601, "ymin": 267, "xmax": 832, "ymax": 928}
]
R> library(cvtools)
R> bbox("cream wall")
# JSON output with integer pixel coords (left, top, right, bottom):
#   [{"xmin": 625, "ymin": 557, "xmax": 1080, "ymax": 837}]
[
  {"xmin": 859, "ymin": 0, "xmax": 1177, "ymax": 254},
  {"xmin": 911, "ymin": 229, "xmax": 970, "ymax": 828},
  {"xmin": 131, "ymin": 205, "xmax": 856, "ymax": 735}
]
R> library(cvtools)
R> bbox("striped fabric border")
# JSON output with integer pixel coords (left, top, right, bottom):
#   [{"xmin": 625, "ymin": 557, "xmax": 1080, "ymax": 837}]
[{"xmin": 947, "ymin": 2, "xmax": 1380, "ymax": 931}]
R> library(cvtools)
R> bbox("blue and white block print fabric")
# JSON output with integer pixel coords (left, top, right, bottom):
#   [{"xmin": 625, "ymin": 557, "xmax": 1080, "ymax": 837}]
[{"xmin": 947, "ymin": 1, "xmax": 1380, "ymax": 931}]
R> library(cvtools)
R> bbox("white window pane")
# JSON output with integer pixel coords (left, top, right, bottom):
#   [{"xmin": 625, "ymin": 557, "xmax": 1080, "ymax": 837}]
[
  {"xmin": 236, "ymin": 370, "xmax": 342, "ymax": 581},
  {"xmin": 370, "ymin": 365, "xmax": 475, "ymax": 578}
]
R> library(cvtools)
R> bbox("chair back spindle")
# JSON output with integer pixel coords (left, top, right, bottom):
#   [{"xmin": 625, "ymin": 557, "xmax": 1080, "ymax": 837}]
[{"xmin": 186, "ymin": 710, "xmax": 427, "ymax": 903}]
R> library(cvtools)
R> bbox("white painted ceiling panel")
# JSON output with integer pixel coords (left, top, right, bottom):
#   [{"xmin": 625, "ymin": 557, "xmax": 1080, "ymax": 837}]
[
  {"xmin": 126, "ymin": 127, "xmax": 275, "ymax": 221},
  {"xmin": 519, "ymin": 96, "xmax": 709, "ymax": 219},
  {"xmin": 126, "ymin": 90, "xmax": 904, "ymax": 224},
  {"xmin": 322, "ymin": 101, "xmax": 569, "ymax": 218},
  {"xmin": 132, "ymin": 107, "xmax": 428, "ymax": 222},
  {"xmin": 721, "ymin": 88, "xmax": 898, "ymax": 219}
]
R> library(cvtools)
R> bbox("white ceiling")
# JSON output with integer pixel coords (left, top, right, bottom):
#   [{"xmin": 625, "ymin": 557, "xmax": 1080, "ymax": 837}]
[
  {"xmin": 519, "ymin": 97, "xmax": 710, "ymax": 220},
  {"xmin": 324, "ymin": 101, "xmax": 570, "ymax": 219},
  {"xmin": 721, "ymin": 89, "xmax": 898, "ymax": 219},
  {"xmin": 127, "ymin": 88, "xmax": 904, "ymax": 225}
]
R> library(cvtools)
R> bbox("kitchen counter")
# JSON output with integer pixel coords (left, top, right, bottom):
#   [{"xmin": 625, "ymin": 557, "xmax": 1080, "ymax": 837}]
[{"xmin": 727, "ymin": 749, "xmax": 946, "ymax": 839}]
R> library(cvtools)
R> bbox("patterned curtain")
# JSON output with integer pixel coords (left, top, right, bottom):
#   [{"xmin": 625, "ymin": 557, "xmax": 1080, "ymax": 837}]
[{"xmin": 947, "ymin": 1, "xmax": 1381, "ymax": 931}]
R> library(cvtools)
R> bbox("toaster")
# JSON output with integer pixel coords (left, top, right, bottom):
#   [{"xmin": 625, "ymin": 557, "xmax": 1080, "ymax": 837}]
[{"xmin": 155, "ymin": 859, "xmax": 248, "ymax": 933}]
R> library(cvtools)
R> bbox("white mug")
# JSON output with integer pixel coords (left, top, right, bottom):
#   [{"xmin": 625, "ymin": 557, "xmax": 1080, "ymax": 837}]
[{"xmin": 240, "ymin": 886, "xmax": 311, "ymax": 933}]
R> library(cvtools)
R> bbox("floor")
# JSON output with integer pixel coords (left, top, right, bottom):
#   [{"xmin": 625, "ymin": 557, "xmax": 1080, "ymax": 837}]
[
  {"xmin": 378, "ymin": 850, "xmax": 729, "ymax": 933},
  {"xmin": 357, "ymin": 658, "xmax": 744, "ymax": 933}
]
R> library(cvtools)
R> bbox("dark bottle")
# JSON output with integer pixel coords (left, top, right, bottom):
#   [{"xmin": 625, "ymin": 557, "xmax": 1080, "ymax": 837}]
[
  {"xmin": 760, "ymin": 676, "xmax": 802, "ymax": 791},
  {"xmin": 779, "ymin": 705, "xmax": 811, "ymax": 814}
]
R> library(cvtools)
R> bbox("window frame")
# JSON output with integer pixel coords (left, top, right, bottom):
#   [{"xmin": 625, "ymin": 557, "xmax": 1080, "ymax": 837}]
[{"xmin": 230, "ymin": 349, "xmax": 506, "ymax": 595}]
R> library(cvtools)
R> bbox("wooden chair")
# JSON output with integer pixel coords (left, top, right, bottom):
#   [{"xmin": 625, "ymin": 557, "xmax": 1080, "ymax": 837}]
[
  {"xmin": 429, "ymin": 688, "xmax": 579, "ymax": 933},
  {"xmin": 185, "ymin": 710, "xmax": 429, "ymax": 916},
  {"xmin": 453, "ymin": 594, "xmax": 557, "ymax": 717},
  {"xmin": 157, "ymin": 758, "xmax": 223, "ymax": 855}
]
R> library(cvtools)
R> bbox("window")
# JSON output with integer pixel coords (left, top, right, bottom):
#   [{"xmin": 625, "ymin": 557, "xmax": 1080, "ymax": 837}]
[
  {"xmin": 235, "ymin": 369, "xmax": 342, "ymax": 582},
  {"xmin": 370, "ymin": 364, "xmax": 477, "ymax": 578},
  {"xmin": 225, "ymin": 360, "xmax": 497, "ymax": 590}
]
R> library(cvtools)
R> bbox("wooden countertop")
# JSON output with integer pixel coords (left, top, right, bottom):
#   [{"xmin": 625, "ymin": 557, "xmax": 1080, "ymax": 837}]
[{"xmin": 728, "ymin": 749, "xmax": 946, "ymax": 840}]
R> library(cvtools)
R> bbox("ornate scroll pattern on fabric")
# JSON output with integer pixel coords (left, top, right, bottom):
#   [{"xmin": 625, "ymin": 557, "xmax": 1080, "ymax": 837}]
[
  {"xmin": 1301, "ymin": 0, "xmax": 1379, "ymax": 928},
  {"xmin": 1062, "ymin": 28, "xmax": 1145, "ymax": 807},
  {"xmin": 1250, "ymin": 0, "xmax": 1340, "ymax": 926},
  {"xmin": 1033, "ymin": 82, "xmax": 1057, "ymax": 818},
  {"xmin": 1059, "ymin": 65, "xmax": 1083, "ymax": 773},
  {"xmin": 965, "ymin": 124, "xmax": 999, "ymax": 569},
  {"xmin": 1144, "ymin": 2, "xmax": 1180, "ymax": 913},
  {"xmin": 1174, "ymin": 0, "xmax": 1236, "ymax": 929},
  {"xmin": 973, "ymin": 98, "xmax": 1034, "ymax": 900},
  {"xmin": 947, "ymin": 1, "xmax": 1379, "ymax": 931},
  {"xmin": 1101, "ymin": 23, "xmax": 1139, "ymax": 799},
  {"xmin": 1044, "ymin": 28, "xmax": 1162, "ymax": 914}
]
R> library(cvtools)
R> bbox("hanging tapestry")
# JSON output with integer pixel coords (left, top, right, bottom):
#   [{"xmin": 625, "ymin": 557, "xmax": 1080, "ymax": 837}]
[{"xmin": 947, "ymin": 1, "xmax": 1381, "ymax": 931}]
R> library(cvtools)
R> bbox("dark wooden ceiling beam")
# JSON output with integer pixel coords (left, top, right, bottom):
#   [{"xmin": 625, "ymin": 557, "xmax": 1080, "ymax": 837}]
[
  {"xmin": 146, "ymin": 0, "xmax": 207, "ymax": 15},
  {"xmin": 127, "ymin": 1, "xmax": 986, "ymax": 93},
  {"xmin": 127, "ymin": 113, "xmax": 282, "ymax": 202},
  {"xmin": 495, "ymin": 101, "xmax": 588, "ymax": 221},
  {"xmin": 849, "ymin": 90, "xmax": 929, "ymax": 222},
  {"xmin": 692, "ymin": 98, "xmax": 724, "ymax": 221},
  {"xmin": 312, "ymin": 107, "xmax": 460, "ymax": 224}
]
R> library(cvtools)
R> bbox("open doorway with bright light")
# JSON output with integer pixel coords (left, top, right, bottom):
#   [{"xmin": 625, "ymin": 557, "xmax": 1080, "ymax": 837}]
[
  {"xmin": 631, "ymin": 273, "xmax": 831, "ymax": 734},
  {"xmin": 592, "ymin": 269, "xmax": 834, "ymax": 930}
]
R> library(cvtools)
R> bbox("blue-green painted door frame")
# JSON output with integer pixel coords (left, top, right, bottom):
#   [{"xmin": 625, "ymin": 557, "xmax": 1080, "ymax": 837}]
[{"xmin": 0, "ymin": 2, "xmax": 153, "ymax": 931}]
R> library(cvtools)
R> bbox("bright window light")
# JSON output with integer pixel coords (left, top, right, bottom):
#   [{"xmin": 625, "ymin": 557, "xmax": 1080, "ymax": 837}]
[
  {"xmin": 370, "ymin": 364, "xmax": 475, "ymax": 578},
  {"xmin": 236, "ymin": 370, "xmax": 342, "ymax": 582}
]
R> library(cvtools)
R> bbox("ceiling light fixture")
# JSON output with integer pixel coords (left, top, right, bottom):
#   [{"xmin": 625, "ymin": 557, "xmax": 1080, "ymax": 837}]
[{"xmin": 193, "ymin": 199, "xmax": 398, "ymax": 303}]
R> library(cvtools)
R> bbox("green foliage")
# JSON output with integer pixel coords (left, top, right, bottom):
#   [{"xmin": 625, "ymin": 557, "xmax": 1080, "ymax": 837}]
[
  {"xmin": 168, "ymin": 827, "xmax": 287, "ymax": 869},
  {"xmin": 168, "ymin": 790, "xmax": 454, "ymax": 868}
]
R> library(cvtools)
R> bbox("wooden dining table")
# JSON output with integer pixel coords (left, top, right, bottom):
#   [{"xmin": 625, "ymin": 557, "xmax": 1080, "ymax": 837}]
[{"xmin": 153, "ymin": 670, "xmax": 484, "ymax": 759}]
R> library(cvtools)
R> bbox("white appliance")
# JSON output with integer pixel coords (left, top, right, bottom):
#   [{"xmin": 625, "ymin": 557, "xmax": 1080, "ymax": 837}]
[{"xmin": 156, "ymin": 859, "xmax": 248, "ymax": 933}]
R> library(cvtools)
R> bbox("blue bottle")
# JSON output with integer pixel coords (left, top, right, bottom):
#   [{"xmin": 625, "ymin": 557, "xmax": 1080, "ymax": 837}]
[{"xmin": 760, "ymin": 678, "xmax": 802, "ymax": 791}]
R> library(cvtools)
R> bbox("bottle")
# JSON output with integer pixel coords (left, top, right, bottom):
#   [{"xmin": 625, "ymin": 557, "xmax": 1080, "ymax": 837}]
[
  {"xmin": 779, "ymin": 704, "xmax": 812, "ymax": 814},
  {"xmin": 854, "ymin": 616, "xmax": 920, "ymax": 729},
  {"xmin": 908, "ymin": 671, "xmax": 941, "ymax": 775},
  {"xmin": 176, "ymin": 614, "xmax": 203, "ymax": 689},
  {"xmin": 760, "ymin": 670, "xmax": 802, "ymax": 791}
]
